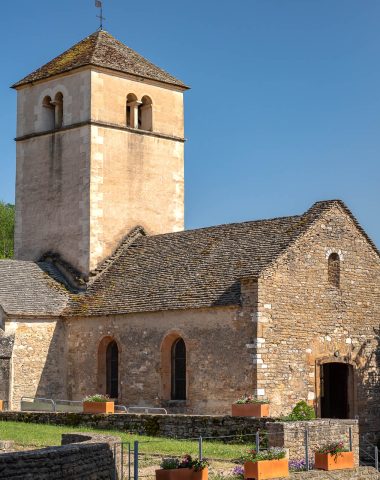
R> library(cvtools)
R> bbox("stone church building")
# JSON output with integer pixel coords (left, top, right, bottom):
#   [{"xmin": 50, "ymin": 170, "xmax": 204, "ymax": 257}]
[{"xmin": 0, "ymin": 31, "xmax": 379, "ymax": 435}]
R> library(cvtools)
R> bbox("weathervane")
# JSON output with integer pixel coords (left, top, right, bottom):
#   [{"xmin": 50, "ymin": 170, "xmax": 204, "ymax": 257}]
[{"xmin": 95, "ymin": 0, "xmax": 106, "ymax": 30}]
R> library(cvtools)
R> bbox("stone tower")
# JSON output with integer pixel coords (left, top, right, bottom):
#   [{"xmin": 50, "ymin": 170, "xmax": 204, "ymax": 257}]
[{"xmin": 12, "ymin": 31, "xmax": 188, "ymax": 277}]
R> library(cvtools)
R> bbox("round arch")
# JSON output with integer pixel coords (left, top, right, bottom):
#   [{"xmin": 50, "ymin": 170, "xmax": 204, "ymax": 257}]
[
  {"xmin": 160, "ymin": 331, "xmax": 188, "ymax": 401},
  {"xmin": 97, "ymin": 336, "xmax": 120, "ymax": 399}
]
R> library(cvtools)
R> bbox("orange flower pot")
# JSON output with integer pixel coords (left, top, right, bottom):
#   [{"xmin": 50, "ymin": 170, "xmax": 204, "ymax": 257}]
[
  {"xmin": 232, "ymin": 403, "xmax": 270, "ymax": 417},
  {"xmin": 0, "ymin": 400, "xmax": 3, "ymax": 411},
  {"xmin": 192, "ymin": 468, "xmax": 208, "ymax": 480},
  {"xmin": 155, "ymin": 468, "xmax": 193, "ymax": 480},
  {"xmin": 244, "ymin": 459, "xmax": 289, "ymax": 479},
  {"xmin": 83, "ymin": 401, "xmax": 114, "ymax": 414},
  {"xmin": 314, "ymin": 452, "xmax": 354, "ymax": 471}
]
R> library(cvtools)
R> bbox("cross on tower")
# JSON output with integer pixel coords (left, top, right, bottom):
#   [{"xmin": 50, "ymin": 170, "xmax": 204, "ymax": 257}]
[{"xmin": 95, "ymin": 0, "xmax": 106, "ymax": 30}]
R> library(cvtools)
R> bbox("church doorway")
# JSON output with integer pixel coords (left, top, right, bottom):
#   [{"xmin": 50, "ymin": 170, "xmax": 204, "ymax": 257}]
[
  {"xmin": 320, "ymin": 362, "xmax": 353, "ymax": 419},
  {"xmin": 106, "ymin": 340, "xmax": 119, "ymax": 399}
]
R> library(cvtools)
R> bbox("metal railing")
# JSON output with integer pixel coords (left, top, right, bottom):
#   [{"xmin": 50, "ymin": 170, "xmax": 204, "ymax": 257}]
[
  {"xmin": 126, "ymin": 406, "xmax": 167, "ymax": 415},
  {"xmin": 20, "ymin": 396, "xmax": 56, "ymax": 412}
]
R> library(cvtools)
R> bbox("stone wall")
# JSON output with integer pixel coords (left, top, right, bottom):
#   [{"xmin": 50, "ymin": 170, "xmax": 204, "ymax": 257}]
[
  {"xmin": 254, "ymin": 204, "xmax": 380, "ymax": 437},
  {"xmin": 0, "ymin": 411, "xmax": 269, "ymax": 439},
  {"xmin": 267, "ymin": 419, "xmax": 359, "ymax": 464},
  {"xmin": 65, "ymin": 305, "xmax": 256, "ymax": 415},
  {"xmin": 0, "ymin": 432, "xmax": 120, "ymax": 480}
]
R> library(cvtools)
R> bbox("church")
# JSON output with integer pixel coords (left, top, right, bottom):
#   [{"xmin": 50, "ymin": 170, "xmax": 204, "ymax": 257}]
[{"xmin": 0, "ymin": 30, "xmax": 379, "ymax": 439}]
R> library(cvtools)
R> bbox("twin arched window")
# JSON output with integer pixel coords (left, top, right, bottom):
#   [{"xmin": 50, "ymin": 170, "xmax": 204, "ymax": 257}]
[
  {"xmin": 126, "ymin": 94, "xmax": 153, "ymax": 131},
  {"xmin": 42, "ymin": 92, "xmax": 64, "ymax": 130},
  {"xmin": 328, "ymin": 253, "xmax": 340, "ymax": 288}
]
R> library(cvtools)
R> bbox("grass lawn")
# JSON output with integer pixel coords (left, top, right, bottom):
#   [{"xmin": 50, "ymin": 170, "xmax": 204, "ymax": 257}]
[{"xmin": 0, "ymin": 421, "xmax": 252, "ymax": 461}]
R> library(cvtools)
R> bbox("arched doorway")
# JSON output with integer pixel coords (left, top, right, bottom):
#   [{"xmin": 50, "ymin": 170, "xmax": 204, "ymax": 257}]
[
  {"xmin": 320, "ymin": 362, "xmax": 353, "ymax": 418},
  {"xmin": 106, "ymin": 340, "xmax": 119, "ymax": 398},
  {"xmin": 171, "ymin": 338, "xmax": 186, "ymax": 400}
]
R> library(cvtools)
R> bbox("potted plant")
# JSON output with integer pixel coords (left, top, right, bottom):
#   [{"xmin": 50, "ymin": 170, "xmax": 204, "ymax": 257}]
[
  {"xmin": 192, "ymin": 459, "xmax": 209, "ymax": 480},
  {"xmin": 232, "ymin": 395, "xmax": 270, "ymax": 417},
  {"xmin": 243, "ymin": 447, "xmax": 289, "ymax": 480},
  {"xmin": 0, "ymin": 400, "xmax": 3, "ymax": 411},
  {"xmin": 82, "ymin": 394, "xmax": 115, "ymax": 414},
  {"xmin": 314, "ymin": 442, "xmax": 354, "ymax": 471},
  {"xmin": 156, "ymin": 455, "xmax": 193, "ymax": 480}
]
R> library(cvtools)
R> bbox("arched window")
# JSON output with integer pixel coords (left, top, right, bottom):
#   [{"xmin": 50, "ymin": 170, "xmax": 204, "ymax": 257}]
[
  {"xmin": 171, "ymin": 338, "xmax": 186, "ymax": 400},
  {"xmin": 42, "ymin": 96, "xmax": 55, "ymax": 130},
  {"xmin": 138, "ymin": 96, "xmax": 153, "ymax": 131},
  {"xmin": 106, "ymin": 340, "xmax": 119, "ymax": 398},
  {"xmin": 98, "ymin": 337, "xmax": 119, "ymax": 399},
  {"xmin": 328, "ymin": 253, "xmax": 340, "ymax": 288},
  {"xmin": 126, "ymin": 93, "xmax": 138, "ymax": 128},
  {"xmin": 54, "ymin": 92, "xmax": 64, "ymax": 129}
]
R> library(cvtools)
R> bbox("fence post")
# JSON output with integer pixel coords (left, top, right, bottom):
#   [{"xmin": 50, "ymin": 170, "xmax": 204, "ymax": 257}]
[
  {"xmin": 198, "ymin": 436, "xmax": 203, "ymax": 461},
  {"xmin": 348, "ymin": 427, "xmax": 353, "ymax": 452},
  {"xmin": 305, "ymin": 428, "xmax": 309, "ymax": 471},
  {"xmin": 375, "ymin": 446, "xmax": 379, "ymax": 471},
  {"xmin": 255, "ymin": 430, "xmax": 260, "ymax": 453},
  {"xmin": 134, "ymin": 440, "xmax": 139, "ymax": 480}
]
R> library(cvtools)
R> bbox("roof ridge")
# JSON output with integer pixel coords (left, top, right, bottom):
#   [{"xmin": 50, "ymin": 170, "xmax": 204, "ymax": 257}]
[{"xmin": 88, "ymin": 225, "xmax": 146, "ymax": 284}]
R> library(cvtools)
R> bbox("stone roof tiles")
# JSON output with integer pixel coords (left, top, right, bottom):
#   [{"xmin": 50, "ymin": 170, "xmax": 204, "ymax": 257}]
[
  {"xmin": 0, "ymin": 260, "xmax": 71, "ymax": 316},
  {"xmin": 12, "ymin": 30, "xmax": 188, "ymax": 89},
  {"xmin": 1, "ymin": 200, "xmax": 376, "ymax": 317}
]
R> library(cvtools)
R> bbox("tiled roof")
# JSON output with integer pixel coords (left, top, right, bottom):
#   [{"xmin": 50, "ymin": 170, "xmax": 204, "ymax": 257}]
[
  {"xmin": 12, "ymin": 30, "xmax": 188, "ymax": 89},
  {"xmin": 0, "ymin": 260, "xmax": 71, "ymax": 316},
  {"xmin": 69, "ymin": 200, "xmax": 355, "ymax": 316},
  {"xmin": 1, "ymin": 200, "xmax": 376, "ymax": 317}
]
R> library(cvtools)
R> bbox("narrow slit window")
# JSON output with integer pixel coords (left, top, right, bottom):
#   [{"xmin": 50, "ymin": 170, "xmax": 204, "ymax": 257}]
[{"xmin": 328, "ymin": 253, "xmax": 340, "ymax": 288}]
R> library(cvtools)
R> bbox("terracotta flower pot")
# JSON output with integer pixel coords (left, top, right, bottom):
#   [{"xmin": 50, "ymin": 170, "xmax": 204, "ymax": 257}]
[
  {"xmin": 244, "ymin": 459, "xmax": 289, "ymax": 479},
  {"xmin": 0, "ymin": 400, "xmax": 3, "ymax": 411},
  {"xmin": 192, "ymin": 467, "xmax": 208, "ymax": 480},
  {"xmin": 155, "ymin": 468, "xmax": 193, "ymax": 480},
  {"xmin": 314, "ymin": 451, "xmax": 354, "ymax": 471},
  {"xmin": 83, "ymin": 401, "xmax": 114, "ymax": 414},
  {"xmin": 231, "ymin": 403, "xmax": 270, "ymax": 417}
]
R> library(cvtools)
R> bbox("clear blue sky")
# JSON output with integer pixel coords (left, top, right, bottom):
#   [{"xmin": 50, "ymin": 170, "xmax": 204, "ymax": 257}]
[{"xmin": 1, "ymin": 0, "xmax": 379, "ymax": 245}]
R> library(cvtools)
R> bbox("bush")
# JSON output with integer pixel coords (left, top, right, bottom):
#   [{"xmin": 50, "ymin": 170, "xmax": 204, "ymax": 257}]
[
  {"xmin": 243, "ymin": 447, "xmax": 286, "ymax": 463},
  {"xmin": 282, "ymin": 401, "xmax": 316, "ymax": 421},
  {"xmin": 83, "ymin": 394, "xmax": 110, "ymax": 402}
]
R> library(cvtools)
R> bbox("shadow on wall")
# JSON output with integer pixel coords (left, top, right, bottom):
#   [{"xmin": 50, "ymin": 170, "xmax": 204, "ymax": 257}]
[
  {"xmin": 357, "ymin": 324, "xmax": 380, "ymax": 450},
  {"xmin": 33, "ymin": 320, "xmax": 68, "ymax": 405}
]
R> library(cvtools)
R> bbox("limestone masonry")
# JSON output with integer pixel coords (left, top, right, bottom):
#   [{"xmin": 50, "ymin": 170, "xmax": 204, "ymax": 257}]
[{"xmin": 0, "ymin": 29, "xmax": 379, "ymax": 451}]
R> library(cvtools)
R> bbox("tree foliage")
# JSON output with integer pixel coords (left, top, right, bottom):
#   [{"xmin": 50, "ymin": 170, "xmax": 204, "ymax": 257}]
[{"xmin": 0, "ymin": 201, "xmax": 15, "ymax": 259}]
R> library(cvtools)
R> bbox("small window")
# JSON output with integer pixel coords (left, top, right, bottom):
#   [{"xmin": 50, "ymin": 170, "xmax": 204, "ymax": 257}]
[
  {"xmin": 42, "ymin": 96, "xmax": 55, "ymax": 130},
  {"xmin": 171, "ymin": 338, "xmax": 186, "ymax": 400},
  {"xmin": 328, "ymin": 253, "xmax": 340, "ymax": 288},
  {"xmin": 126, "ymin": 93, "xmax": 138, "ymax": 128},
  {"xmin": 54, "ymin": 92, "xmax": 64, "ymax": 129},
  {"xmin": 138, "ymin": 96, "xmax": 153, "ymax": 131}
]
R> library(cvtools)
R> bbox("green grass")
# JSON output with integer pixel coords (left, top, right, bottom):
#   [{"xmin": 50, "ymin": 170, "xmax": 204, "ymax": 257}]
[{"xmin": 0, "ymin": 421, "xmax": 251, "ymax": 460}]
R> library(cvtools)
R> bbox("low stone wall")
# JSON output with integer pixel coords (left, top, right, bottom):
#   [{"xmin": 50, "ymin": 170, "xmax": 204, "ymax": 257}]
[
  {"xmin": 290, "ymin": 467, "xmax": 380, "ymax": 479},
  {"xmin": 0, "ymin": 411, "xmax": 270, "ymax": 438},
  {"xmin": 267, "ymin": 419, "xmax": 359, "ymax": 464},
  {"xmin": 0, "ymin": 432, "xmax": 120, "ymax": 480}
]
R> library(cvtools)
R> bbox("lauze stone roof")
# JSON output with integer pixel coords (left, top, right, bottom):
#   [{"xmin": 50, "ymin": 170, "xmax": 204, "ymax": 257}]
[
  {"xmin": 0, "ymin": 200, "xmax": 377, "ymax": 317},
  {"xmin": 12, "ymin": 30, "xmax": 188, "ymax": 89}
]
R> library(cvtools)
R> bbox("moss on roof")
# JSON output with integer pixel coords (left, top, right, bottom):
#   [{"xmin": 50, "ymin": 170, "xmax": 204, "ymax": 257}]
[{"xmin": 12, "ymin": 30, "xmax": 188, "ymax": 89}]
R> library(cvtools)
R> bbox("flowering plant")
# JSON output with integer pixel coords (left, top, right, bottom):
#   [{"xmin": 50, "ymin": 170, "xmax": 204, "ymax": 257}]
[
  {"xmin": 160, "ymin": 458, "xmax": 180, "ymax": 470},
  {"xmin": 231, "ymin": 465, "xmax": 244, "ymax": 478},
  {"xmin": 315, "ymin": 441, "xmax": 348, "ymax": 457},
  {"xmin": 243, "ymin": 447, "xmax": 286, "ymax": 463},
  {"xmin": 179, "ymin": 455, "xmax": 193, "ymax": 469},
  {"xmin": 83, "ymin": 394, "xmax": 110, "ymax": 402},
  {"xmin": 234, "ymin": 394, "xmax": 269, "ymax": 405},
  {"xmin": 192, "ymin": 459, "xmax": 209, "ymax": 471},
  {"xmin": 289, "ymin": 458, "xmax": 313, "ymax": 472}
]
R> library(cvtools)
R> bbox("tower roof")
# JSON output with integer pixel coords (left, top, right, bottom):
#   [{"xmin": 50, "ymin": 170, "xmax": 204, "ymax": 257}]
[{"xmin": 12, "ymin": 30, "xmax": 188, "ymax": 89}]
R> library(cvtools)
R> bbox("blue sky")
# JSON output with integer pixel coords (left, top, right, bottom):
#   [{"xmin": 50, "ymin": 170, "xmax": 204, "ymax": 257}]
[{"xmin": 1, "ymin": 0, "xmax": 379, "ymax": 245}]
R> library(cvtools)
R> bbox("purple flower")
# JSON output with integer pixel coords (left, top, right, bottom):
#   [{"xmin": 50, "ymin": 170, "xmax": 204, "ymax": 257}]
[{"xmin": 232, "ymin": 465, "xmax": 244, "ymax": 477}]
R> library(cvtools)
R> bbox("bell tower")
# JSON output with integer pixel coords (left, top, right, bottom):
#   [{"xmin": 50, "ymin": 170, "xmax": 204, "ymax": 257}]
[{"xmin": 12, "ymin": 31, "xmax": 188, "ymax": 278}]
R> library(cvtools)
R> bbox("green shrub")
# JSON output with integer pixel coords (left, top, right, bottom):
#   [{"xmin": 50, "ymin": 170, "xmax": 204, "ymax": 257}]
[
  {"xmin": 282, "ymin": 401, "xmax": 316, "ymax": 421},
  {"xmin": 83, "ymin": 394, "xmax": 110, "ymax": 402}
]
